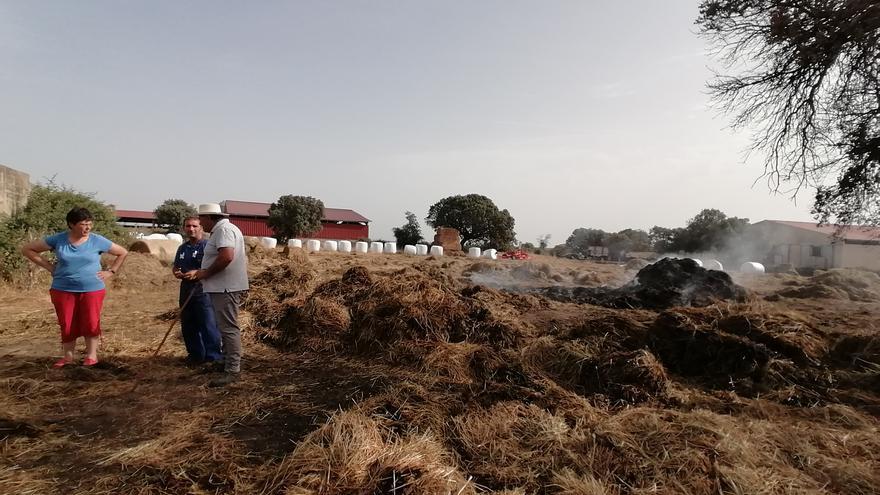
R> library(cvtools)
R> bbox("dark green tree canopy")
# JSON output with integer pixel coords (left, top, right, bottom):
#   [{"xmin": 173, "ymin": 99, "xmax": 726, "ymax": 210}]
[
  {"xmin": 425, "ymin": 194, "xmax": 516, "ymax": 249},
  {"xmin": 12, "ymin": 183, "xmax": 125, "ymax": 238},
  {"xmin": 565, "ymin": 228, "xmax": 650, "ymax": 257},
  {"xmin": 266, "ymin": 195, "xmax": 324, "ymax": 242},
  {"xmin": 650, "ymin": 209, "xmax": 749, "ymax": 253},
  {"xmin": 698, "ymin": 1, "xmax": 880, "ymax": 225},
  {"xmin": 649, "ymin": 226, "xmax": 684, "ymax": 253},
  {"xmin": 565, "ymin": 228, "xmax": 607, "ymax": 256},
  {"xmin": 606, "ymin": 229, "xmax": 652, "ymax": 255},
  {"xmin": 154, "ymin": 199, "xmax": 197, "ymax": 233},
  {"xmin": 392, "ymin": 211, "xmax": 423, "ymax": 247}
]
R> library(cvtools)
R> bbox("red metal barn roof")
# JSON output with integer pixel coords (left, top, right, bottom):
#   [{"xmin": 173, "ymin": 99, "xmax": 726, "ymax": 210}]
[
  {"xmin": 115, "ymin": 210, "xmax": 156, "ymax": 221},
  {"xmin": 222, "ymin": 200, "xmax": 370, "ymax": 223},
  {"xmin": 230, "ymin": 216, "xmax": 369, "ymax": 240},
  {"xmin": 758, "ymin": 220, "xmax": 880, "ymax": 241}
]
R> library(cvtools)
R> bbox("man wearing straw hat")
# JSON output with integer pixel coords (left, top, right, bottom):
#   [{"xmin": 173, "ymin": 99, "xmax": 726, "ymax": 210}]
[{"xmin": 187, "ymin": 203, "xmax": 249, "ymax": 387}]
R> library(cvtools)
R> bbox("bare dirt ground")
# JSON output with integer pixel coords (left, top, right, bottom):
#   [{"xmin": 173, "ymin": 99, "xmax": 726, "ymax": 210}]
[{"xmin": 1, "ymin": 251, "xmax": 878, "ymax": 494}]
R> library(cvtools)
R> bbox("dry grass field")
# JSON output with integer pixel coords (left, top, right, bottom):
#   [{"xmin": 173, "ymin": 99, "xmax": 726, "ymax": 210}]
[{"xmin": 1, "ymin": 249, "xmax": 878, "ymax": 494}]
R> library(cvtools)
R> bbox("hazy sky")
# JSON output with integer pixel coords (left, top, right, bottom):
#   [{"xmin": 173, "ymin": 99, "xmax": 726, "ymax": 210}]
[{"xmin": 0, "ymin": 1, "xmax": 817, "ymax": 244}]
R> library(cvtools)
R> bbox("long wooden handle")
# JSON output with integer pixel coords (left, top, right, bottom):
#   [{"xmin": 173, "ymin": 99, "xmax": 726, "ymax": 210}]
[{"xmin": 152, "ymin": 289, "xmax": 197, "ymax": 358}]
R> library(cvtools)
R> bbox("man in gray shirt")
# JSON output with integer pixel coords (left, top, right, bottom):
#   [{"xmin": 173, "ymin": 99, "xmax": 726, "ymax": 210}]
[{"xmin": 190, "ymin": 203, "xmax": 249, "ymax": 387}]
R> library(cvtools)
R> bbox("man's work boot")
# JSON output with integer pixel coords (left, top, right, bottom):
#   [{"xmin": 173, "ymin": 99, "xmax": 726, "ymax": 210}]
[{"xmin": 208, "ymin": 372, "xmax": 239, "ymax": 388}]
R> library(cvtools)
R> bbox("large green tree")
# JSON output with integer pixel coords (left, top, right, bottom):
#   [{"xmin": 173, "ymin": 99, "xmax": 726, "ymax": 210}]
[
  {"xmin": 681, "ymin": 208, "xmax": 750, "ymax": 252},
  {"xmin": 649, "ymin": 226, "xmax": 684, "ymax": 253},
  {"xmin": 266, "ymin": 195, "xmax": 324, "ymax": 242},
  {"xmin": 565, "ymin": 228, "xmax": 607, "ymax": 256},
  {"xmin": 698, "ymin": 1, "xmax": 880, "ymax": 226},
  {"xmin": 650, "ymin": 209, "xmax": 749, "ymax": 253},
  {"xmin": 425, "ymin": 194, "xmax": 516, "ymax": 249},
  {"xmin": 154, "ymin": 199, "xmax": 197, "ymax": 232},
  {"xmin": 605, "ymin": 229, "xmax": 652, "ymax": 258},
  {"xmin": 392, "ymin": 211, "xmax": 423, "ymax": 247}
]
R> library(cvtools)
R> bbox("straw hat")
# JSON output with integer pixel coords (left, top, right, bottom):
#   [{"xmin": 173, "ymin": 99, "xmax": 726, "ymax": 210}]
[{"xmin": 197, "ymin": 203, "xmax": 229, "ymax": 217}]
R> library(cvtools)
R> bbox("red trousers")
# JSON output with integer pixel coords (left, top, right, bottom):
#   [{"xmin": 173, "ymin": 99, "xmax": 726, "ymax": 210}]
[{"xmin": 49, "ymin": 289, "xmax": 106, "ymax": 343}]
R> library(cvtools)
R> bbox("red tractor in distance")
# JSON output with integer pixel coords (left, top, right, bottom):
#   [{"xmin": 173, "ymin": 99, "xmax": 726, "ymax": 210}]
[{"xmin": 500, "ymin": 248, "xmax": 530, "ymax": 260}]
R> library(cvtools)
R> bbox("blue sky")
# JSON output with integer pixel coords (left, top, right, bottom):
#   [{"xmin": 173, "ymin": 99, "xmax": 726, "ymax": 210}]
[{"xmin": 0, "ymin": 1, "xmax": 816, "ymax": 244}]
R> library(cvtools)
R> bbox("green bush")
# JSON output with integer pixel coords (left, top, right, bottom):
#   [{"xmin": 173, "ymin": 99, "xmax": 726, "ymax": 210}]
[{"xmin": 0, "ymin": 183, "xmax": 130, "ymax": 282}]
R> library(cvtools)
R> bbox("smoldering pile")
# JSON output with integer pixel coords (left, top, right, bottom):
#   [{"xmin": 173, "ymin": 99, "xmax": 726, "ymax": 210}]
[{"xmin": 534, "ymin": 257, "xmax": 748, "ymax": 309}]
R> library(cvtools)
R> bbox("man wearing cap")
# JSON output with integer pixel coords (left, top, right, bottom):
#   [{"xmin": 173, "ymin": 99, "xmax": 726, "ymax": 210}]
[{"xmin": 188, "ymin": 203, "xmax": 249, "ymax": 387}]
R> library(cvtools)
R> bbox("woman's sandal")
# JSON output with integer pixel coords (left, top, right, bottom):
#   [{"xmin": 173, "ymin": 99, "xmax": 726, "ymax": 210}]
[{"xmin": 52, "ymin": 358, "xmax": 73, "ymax": 369}]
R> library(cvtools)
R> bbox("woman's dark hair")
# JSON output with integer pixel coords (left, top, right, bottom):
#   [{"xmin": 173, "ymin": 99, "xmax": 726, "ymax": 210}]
[{"xmin": 66, "ymin": 207, "xmax": 94, "ymax": 227}]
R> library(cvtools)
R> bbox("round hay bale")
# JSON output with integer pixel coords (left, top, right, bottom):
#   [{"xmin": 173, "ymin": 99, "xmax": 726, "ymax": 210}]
[
  {"xmin": 741, "ymin": 261, "xmax": 765, "ymax": 274},
  {"xmin": 128, "ymin": 239, "xmax": 181, "ymax": 265},
  {"xmin": 704, "ymin": 259, "xmax": 724, "ymax": 271},
  {"xmin": 109, "ymin": 252, "xmax": 175, "ymax": 288}
]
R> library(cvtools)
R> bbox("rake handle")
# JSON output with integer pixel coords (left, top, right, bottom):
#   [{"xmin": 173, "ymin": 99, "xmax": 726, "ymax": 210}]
[{"xmin": 152, "ymin": 289, "xmax": 197, "ymax": 357}]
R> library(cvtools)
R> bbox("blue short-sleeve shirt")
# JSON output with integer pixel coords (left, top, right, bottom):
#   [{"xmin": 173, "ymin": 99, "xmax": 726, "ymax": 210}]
[
  {"xmin": 174, "ymin": 239, "xmax": 207, "ymax": 296},
  {"xmin": 45, "ymin": 232, "xmax": 113, "ymax": 292}
]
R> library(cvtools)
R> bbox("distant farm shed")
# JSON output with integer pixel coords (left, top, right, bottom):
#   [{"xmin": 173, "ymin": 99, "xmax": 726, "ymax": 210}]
[{"xmin": 748, "ymin": 220, "xmax": 880, "ymax": 271}]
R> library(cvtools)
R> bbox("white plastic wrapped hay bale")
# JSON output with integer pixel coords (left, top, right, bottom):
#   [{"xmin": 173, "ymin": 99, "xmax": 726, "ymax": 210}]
[
  {"xmin": 166, "ymin": 233, "xmax": 184, "ymax": 243},
  {"xmin": 323, "ymin": 240, "xmax": 338, "ymax": 252},
  {"xmin": 128, "ymin": 239, "xmax": 181, "ymax": 264},
  {"xmin": 740, "ymin": 261, "xmax": 765, "ymax": 274},
  {"xmin": 306, "ymin": 239, "xmax": 321, "ymax": 252},
  {"xmin": 404, "ymin": 245, "xmax": 417, "ymax": 255},
  {"xmin": 369, "ymin": 242, "xmax": 383, "ymax": 253},
  {"xmin": 144, "ymin": 233, "xmax": 168, "ymax": 240},
  {"xmin": 483, "ymin": 249, "xmax": 498, "ymax": 260},
  {"xmin": 468, "ymin": 247, "xmax": 482, "ymax": 258},
  {"xmin": 288, "ymin": 239, "xmax": 303, "ymax": 249},
  {"xmin": 416, "ymin": 244, "xmax": 429, "ymax": 256},
  {"xmin": 430, "ymin": 245, "xmax": 444, "ymax": 257},
  {"xmin": 355, "ymin": 241, "xmax": 369, "ymax": 254},
  {"xmin": 384, "ymin": 242, "xmax": 397, "ymax": 254},
  {"xmin": 338, "ymin": 240, "xmax": 352, "ymax": 253},
  {"xmin": 260, "ymin": 237, "xmax": 277, "ymax": 249},
  {"xmin": 705, "ymin": 259, "xmax": 724, "ymax": 271},
  {"xmin": 688, "ymin": 258, "xmax": 703, "ymax": 267}
]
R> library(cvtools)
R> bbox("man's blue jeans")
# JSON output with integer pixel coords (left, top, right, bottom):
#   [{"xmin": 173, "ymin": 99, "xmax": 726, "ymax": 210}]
[{"xmin": 180, "ymin": 290, "xmax": 223, "ymax": 362}]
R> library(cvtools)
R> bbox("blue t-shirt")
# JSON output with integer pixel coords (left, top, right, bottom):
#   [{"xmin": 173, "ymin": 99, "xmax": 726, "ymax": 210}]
[
  {"xmin": 45, "ymin": 232, "xmax": 114, "ymax": 292},
  {"xmin": 173, "ymin": 239, "xmax": 207, "ymax": 297}
]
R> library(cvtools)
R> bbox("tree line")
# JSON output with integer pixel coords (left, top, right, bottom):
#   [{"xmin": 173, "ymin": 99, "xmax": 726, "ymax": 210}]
[{"xmin": 561, "ymin": 208, "xmax": 749, "ymax": 259}]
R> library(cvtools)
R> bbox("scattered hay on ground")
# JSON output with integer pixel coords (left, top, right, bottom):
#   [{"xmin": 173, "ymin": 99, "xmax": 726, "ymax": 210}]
[
  {"xmin": 775, "ymin": 268, "xmax": 880, "ymax": 302},
  {"xmin": 264, "ymin": 409, "xmax": 475, "ymax": 494},
  {"xmin": 244, "ymin": 253, "xmax": 317, "ymax": 328},
  {"xmin": 343, "ymin": 267, "xmax": 474, "ymax": 347}
]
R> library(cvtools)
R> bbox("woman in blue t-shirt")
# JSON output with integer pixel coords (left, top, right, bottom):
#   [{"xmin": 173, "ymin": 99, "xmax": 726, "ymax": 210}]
[{"xmin": 21, "ymin": 207, "xmax": 128, "ymax": 368}]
